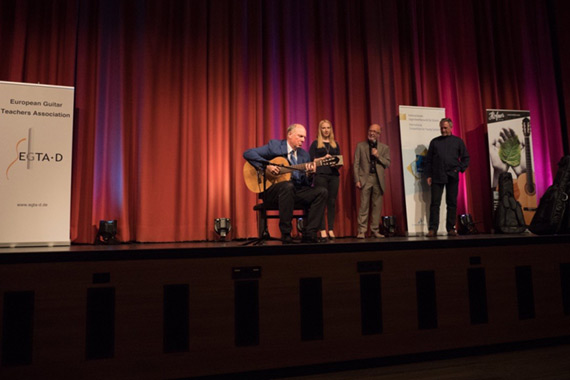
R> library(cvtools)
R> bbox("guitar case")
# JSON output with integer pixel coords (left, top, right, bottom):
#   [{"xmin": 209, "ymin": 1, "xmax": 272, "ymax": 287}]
[
  {"xmin": 529, "ymin": 155, "xmax": 570, "ymax": 235},
  {"xmin": 494, "ymin": 172, "xmax": 527, "ymax": 233}
]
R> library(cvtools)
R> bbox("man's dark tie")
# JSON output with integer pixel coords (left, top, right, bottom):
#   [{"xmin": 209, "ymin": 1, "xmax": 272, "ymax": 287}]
[{"xmin": 289, "ymin": 151, "xmax": 300, "ymax": 181}]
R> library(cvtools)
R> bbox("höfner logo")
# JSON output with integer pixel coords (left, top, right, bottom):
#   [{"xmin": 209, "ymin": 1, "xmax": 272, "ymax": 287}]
[{"xmin": 488, "ymin": 111, "xmax": 505, "ymax": 122}]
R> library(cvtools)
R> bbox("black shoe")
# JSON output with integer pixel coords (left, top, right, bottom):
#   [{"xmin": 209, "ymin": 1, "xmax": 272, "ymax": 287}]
[
  {"xmin": 301, "ymin": 234, "xmax": 319, "ymax": 244},
  {"xmin": 317, "ymin": 236, "xmax": 328, "ymax": 243},
  {"xmin": 282, "ymin": 235, "xmax": 294, "ymax": 244}
]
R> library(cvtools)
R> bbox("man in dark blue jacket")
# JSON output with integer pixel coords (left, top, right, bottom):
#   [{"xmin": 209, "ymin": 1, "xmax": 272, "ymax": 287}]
[
  {"xmin": 425, "ymin": 118, "xmax": 470, "ymax": 237},
  {"xmin": 243, "ymin": 124, "xmax": 327, "ymax": 244}
]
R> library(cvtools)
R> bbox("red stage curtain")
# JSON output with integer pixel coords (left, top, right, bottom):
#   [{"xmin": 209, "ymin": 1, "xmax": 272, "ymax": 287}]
[{"xmin": 1, "ymin": 0, "xmax": 568, "ymax": 243}]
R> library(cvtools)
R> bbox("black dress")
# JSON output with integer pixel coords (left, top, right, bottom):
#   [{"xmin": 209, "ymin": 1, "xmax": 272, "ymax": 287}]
[{"xmin": 309, "ymin": 141, "xmax": 341, "ymax": 231}]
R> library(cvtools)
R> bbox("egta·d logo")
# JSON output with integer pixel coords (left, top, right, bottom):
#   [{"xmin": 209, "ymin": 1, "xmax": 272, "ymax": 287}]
[
  {"xmin": 19, "ymin": 151, "xmax": 64, "ymax": 162},
  {"xmin": 5, "ymin": 127, "xmax": 65, "ymax": 180}
]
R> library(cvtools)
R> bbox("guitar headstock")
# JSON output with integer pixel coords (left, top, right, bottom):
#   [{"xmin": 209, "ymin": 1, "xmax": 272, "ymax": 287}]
[
  {"xmin": 319, "ymin": 156, "xmax": 340, "ymax": 167},
  {"xmin": 522, "ymin": 117, "xmax": 531, "ymax": 137}
]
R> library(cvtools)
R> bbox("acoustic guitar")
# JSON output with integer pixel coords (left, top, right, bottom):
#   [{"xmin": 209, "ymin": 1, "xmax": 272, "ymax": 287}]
[
  {"xmin": 514, "ymin": 117, "xmax": 537, "ymax": 225},
  {"xmin": 243, "ymin": 155, "xmax": 340, "ymax": 193}
]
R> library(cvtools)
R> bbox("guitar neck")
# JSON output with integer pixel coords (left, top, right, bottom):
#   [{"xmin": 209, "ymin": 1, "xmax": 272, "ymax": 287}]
[
  {"xmin": 286, "ymin": 159, "xmax": 327, "ymax": 172},
  {"xmin": 285, "ymin": 162, "xmax": 312, "ymax": 172},
  {"xmin": 524, "ymin": 135, "xmax": 534, "ymax": 184}
]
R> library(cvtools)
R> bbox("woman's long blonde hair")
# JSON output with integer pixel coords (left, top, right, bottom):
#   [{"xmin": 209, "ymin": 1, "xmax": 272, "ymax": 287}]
[{"xmin": 317, "ymin": 119, "xmax": 337, "ymax": 149}]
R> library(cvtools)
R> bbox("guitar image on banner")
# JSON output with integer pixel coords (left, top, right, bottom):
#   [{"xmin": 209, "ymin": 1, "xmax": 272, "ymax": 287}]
[
  {"xmin": 243, "ymin": 155, "xmax": 341, "ymax": 193},
  {"xmin": 515, "ymin": 117, "xmax": 537, "ymax": 225}
]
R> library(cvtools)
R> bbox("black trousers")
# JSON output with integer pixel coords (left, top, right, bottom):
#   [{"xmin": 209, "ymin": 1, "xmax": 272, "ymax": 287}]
[
  {"xmin": 429, "ymin": 177, "xmax": 459, "ymax": 232},
  {"xmin": 313, "ymin": 174, "xmax": 340, "ymax": 230},
  {"xmin": 263, "ymin": 181, "xmax": 328, "ymax": 237}
]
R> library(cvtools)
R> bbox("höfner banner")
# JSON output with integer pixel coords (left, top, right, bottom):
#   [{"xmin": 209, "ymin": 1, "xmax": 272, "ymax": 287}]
[
  {"xmin": 486, "ymin": 109, "xmax": 537, "ymax": 225},
  {"xmin": 0, "ymin": 81, "xmax": 74, "ymax": 247}
]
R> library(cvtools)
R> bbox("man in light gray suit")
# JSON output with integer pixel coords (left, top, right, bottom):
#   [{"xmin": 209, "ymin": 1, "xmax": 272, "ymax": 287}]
[{"xmin": 354, "ymin": 124, "xmax": 391, "ymax": 238}]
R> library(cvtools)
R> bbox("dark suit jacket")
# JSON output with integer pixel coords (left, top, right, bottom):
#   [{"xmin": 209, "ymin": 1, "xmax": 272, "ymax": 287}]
[
  {"xmin": 353, "ymin": 140, "xmax": 391, "ymax": 192},
  {"xmin": 243, "ymin": 139, "xmax": 311, "ymax": 187}
]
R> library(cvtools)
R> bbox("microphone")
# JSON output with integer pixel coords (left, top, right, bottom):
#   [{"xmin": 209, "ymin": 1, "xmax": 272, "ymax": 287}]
[
  {"xmin": 368, "ymin": 138, "xmax": 378, "ymax": 148},
  {"xmin": 369, "ymin": 139, "xmax": 378, "ymax": 165}
]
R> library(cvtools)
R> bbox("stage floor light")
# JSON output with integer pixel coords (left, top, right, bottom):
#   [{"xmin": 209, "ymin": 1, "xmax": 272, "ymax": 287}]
[
  {"xmin": 458, "ymin": 214, "xmax": 478, "ymax": 235},
  {"xmin": 214, "ymin": 218, "xmax": 231, "ymax": 240},
  {"xmin": 95, "ymin": 220, "xmax": 120, "ymax": 244},
  {"xmin": 381, "ymin": 215, "xmax": 397, "ymax": 237}
]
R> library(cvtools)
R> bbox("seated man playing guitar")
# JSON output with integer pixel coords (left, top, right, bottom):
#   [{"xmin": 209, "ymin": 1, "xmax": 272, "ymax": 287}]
[{"xmin": 243, "ymin": 123, "xmax": 328, "ymax": 244}]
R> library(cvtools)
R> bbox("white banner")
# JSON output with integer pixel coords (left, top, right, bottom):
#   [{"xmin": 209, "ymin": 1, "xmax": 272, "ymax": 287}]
[
  {"xmin": 0, "ymin": 81, "xmax": 74, "ymax": 247},
  {"xmin": 486, "ymin": 109, "xmax": 537, "ymax": 225},
  {"xmin": 399, "ymin": 105, "xmax": 446, "ymax": 235}
]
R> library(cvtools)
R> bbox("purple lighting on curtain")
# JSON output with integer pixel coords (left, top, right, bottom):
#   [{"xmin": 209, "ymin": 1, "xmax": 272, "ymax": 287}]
[
  {"xmin": 3, "ymin": 0, "xmax": 568, "ymax": 243},
  {"xmin": 92, "ymin": 8, "xmax": 126, "ymax": 221}
]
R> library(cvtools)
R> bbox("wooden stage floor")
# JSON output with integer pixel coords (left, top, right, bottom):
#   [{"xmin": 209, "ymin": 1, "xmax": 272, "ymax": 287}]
[
  {"xmin": 1, "ymin": 232, "xmax": 570, "ymax": 379},
  {"xmin": 1, "ymin": 232, "xmax": 568, "ymax": 262}
]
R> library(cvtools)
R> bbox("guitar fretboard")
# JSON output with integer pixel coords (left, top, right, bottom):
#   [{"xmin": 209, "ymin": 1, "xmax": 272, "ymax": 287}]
[{"xmin": 524, "ymin": 135, "xmax": 535, "ymax": 193}]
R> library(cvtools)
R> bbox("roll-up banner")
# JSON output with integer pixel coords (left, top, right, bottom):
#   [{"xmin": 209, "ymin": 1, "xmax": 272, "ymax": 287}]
[
  {"xmin": 0, "ymin": 81, "xmax": 74, "ymax": 247},
  {"xmin": 399, "ymin": 105, "xmax": 446, "ymax": 235},
  {"xmin": 486, "ymin": 109, "xmax": 537, "ymax": 225}
]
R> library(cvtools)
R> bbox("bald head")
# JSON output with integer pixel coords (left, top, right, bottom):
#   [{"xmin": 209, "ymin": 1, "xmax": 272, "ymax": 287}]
[
  {"xmin": 287, "ymin": 123, "xmax": 306, "ymax": 150},
  {"xmin": 368, "ymin": 124, "xmax": 381, "ymax": 142}
]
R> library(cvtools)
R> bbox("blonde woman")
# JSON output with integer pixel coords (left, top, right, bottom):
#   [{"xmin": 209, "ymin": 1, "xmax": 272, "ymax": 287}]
[{"xmin": 309, "ymin": 120, "xmax": 342, "ymax": 241}]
